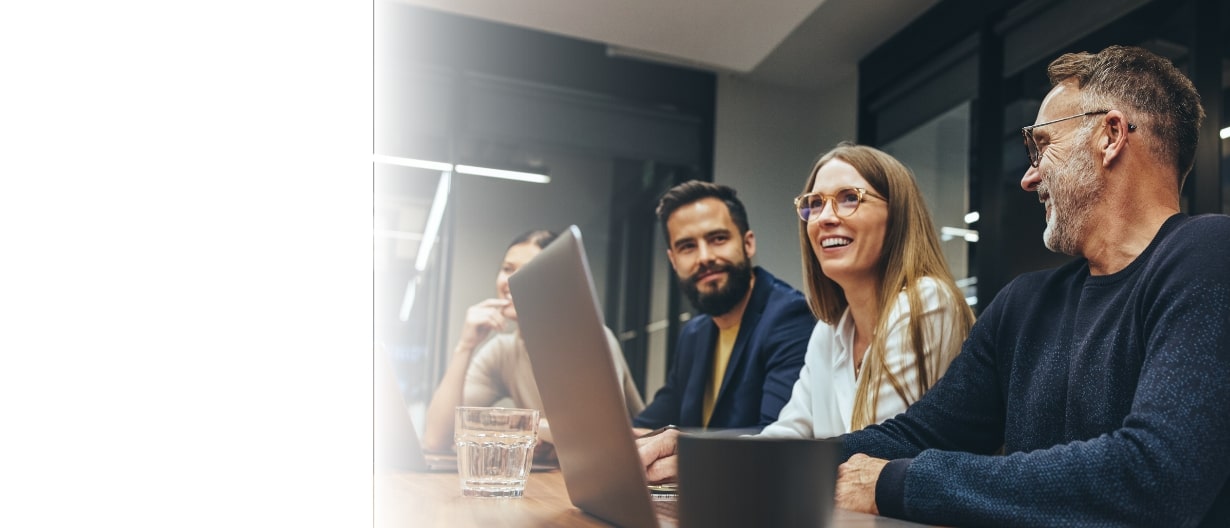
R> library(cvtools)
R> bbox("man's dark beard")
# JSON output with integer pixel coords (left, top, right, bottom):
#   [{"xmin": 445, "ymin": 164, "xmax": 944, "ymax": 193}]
[{"xmin": 680, "ymin": 259, "xmax": 754, "ymax": 316}]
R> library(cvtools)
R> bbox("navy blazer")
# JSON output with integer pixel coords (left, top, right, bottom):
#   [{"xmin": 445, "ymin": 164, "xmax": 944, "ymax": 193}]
[{"xmin": 634, "ymin": 267, "xmax": 814, "ymax": 430}]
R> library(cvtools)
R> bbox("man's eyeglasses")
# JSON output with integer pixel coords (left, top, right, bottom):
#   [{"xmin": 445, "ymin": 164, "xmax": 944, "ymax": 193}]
[
  {"xmin": 793, "ymin": 188, "xmax": 884, "ymax": 222},
  {"xmin": 1021, "ymin": 111, "xmax": 1107, "ymax": 167},
  {"xmin": 1021, "ymin": 110, "xmax": 1136, "ymax": 167}
]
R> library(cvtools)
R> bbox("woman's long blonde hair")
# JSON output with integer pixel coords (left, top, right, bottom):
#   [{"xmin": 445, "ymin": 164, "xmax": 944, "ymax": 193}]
[{"xmin": 797, "ymin": 142, "xmax": 974, "ymax": 430}]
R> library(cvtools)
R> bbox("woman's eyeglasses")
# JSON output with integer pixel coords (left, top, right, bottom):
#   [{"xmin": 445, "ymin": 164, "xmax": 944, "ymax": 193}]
[{"xmin": 793, "ymin": 187, "xmax": 884, "ymax": 222}]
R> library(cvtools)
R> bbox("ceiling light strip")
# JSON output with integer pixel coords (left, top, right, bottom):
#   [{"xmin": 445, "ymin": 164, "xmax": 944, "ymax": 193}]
[
  {"xmin": 372, "ymin": 154, "xmax": 453, "ymax": 172},
  {"xmin": 372, "ymin": 154, "xmax": 550, "ymax": 184},
  {"xmin": 454, "ymin": 164, "xmax": 550, "ymax": 184}
]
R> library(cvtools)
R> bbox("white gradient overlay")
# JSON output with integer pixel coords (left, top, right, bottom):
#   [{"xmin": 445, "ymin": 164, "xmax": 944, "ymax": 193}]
[{"xmin": 1, "ymin": 1, "xmax": 372, "ymax": 525}]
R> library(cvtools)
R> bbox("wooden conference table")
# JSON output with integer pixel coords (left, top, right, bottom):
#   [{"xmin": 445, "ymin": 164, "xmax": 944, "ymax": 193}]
[{"xmin": 376, "ymin": 467, "xmax": 932, "ymax": 527}]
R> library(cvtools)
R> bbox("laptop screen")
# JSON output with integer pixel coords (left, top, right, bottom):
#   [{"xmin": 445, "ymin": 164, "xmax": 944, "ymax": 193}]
[{"xmin": 510, "ymin": 225, "xmax": 660, "ymax": 528}]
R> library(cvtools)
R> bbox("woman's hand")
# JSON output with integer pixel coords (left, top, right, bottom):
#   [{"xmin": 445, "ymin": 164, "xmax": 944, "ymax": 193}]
[{"xmin": 457, "ymin": 299, "xmax": 512, "ymax": 350}]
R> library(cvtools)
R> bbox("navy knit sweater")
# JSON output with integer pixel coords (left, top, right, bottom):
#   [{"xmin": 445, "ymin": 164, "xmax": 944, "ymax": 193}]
[{"xmin": 842, "ymin": 214, "xmax": 1230, "ymax": 527}]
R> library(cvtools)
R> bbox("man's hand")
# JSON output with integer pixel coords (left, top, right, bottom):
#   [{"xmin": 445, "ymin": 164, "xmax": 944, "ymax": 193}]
[
  {"xmin": 835, "ymin": 454, "xmax": 888, "ymax": 515},
  {"xmin": 635, "ymin": 428, "xmax": 682, "ymax": 484}
]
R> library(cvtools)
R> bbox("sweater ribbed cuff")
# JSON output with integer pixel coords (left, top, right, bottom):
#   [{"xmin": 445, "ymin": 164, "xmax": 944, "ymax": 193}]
[{"xmin": 875, "ymin": 458, "xmax": 911, "ymax": 520}]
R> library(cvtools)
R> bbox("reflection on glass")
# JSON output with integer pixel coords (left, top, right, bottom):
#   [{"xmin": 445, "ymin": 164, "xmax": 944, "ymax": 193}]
[
  {"xmin": 376, "ymin": 164, "xmax": 449, "ymax": 428},
  {"xmin": 881, "ymin": 101, "xmax": 975, "ymax": 305}
]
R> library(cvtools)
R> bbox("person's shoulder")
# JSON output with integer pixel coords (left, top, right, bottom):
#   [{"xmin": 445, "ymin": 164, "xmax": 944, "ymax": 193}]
[
  {"xmin": 910, "ymin": 276, "xmax": 945, "ymax": 297},
  {"xmin": 902, "ymin": 276, "xmax": 953, "ymax": 309},
  {"xmin": 982, "ymin": 256, "xmax": 1086, "ymax": 316},
  {"xmin": 806, "ymin": 317, "xmax": 833, "ymax": 341},
  {"xmin": 1151, "ymin": 214, "xmax": 1230, "ymax": 274},
  {"xmin": 469, "ymin": 331, "xmax": 520, "ymax": 369},
  {"xmin": 755, "ymin": 266, "xmax": 809, "ymax": 303},
  {"xmin": 1012, "ymin": 259, "xmax": 1085, "ymax": 289},
  {"xmin": 883, "ymin": 277, "xmax": 963, "ymax": 323},
  {"xmin": 1182, "ymin": 212, "xmax": 1230, "ymax": 226},
  {"xmin": 980, "ymin": 261, "xmax": 1084, "ymax": 315},
  {"xmin": 679, "ymin": 313, "xmax": 713, "ymax": 333},
  {"xmin": 672, "ymin": 314, "xmax": 712, "ymax": 359},
  {"xmin": 1167, "ymin": 214, "xmax": 1230, "ymax": 244}
]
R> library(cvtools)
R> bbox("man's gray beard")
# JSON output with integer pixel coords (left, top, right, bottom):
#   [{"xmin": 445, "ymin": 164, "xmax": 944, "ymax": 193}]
[{"xmin": 1041, "ymin": 128, "xmax": 1102, "ymax": 256}]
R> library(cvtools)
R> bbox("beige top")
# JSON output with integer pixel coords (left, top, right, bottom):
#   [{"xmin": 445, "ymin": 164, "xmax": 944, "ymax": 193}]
[{"xmin": 462, "ymin": 327, "xmax": 645, "ymax": 417}]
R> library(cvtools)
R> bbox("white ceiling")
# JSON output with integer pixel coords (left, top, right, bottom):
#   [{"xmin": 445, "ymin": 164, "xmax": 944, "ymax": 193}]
[{"xmin": 398, "ymin": 0, "xmax": 940, "ymax": 90}]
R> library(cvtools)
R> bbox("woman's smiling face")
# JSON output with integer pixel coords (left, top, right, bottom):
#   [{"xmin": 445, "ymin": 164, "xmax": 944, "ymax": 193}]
[
  {"xmin": 495, "ymin": 241, "xmax": 543, "ymax": 320},
  {"xmin": 805, "ymin": 158, "xmax": 888, "ymax": 287}
]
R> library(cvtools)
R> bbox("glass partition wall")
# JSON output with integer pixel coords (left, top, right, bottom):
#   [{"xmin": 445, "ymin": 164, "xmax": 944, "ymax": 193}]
[
  {"xmin": 881, "ymin": 102, "xmax": 977, "ymax": 305},
  {"xmin": 863, "ymin": 39, "xmax": 981, "ymax": 308},
  {"xmin": 861, "ymin": 0, "xmax": 1227, "ymax": 310}
]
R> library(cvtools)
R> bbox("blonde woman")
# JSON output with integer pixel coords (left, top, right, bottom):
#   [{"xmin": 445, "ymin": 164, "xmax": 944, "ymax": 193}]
[
  {"xmin": 759, "ymin": 142, "xmax": 974, "ymax": 438},
  {"xmin": 637, "ymin": 143, "xmax": 974, "ymax": 483}
]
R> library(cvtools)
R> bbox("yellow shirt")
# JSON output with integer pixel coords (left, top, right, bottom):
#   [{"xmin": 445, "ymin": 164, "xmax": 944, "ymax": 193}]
[{"xmin": 701, "ymin": 324, "xmax": 740, "ymax": 427}]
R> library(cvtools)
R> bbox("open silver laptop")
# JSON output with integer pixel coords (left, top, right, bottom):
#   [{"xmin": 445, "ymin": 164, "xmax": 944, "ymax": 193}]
[{"xmin": 510, "ymin": 225, "xmax": 662, "ymax": 528}]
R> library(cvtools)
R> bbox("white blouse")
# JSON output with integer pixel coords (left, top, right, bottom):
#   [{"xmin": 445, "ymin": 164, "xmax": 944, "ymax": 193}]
[{"xmin": 758, "ymin": 277, "xmax": 965, "ymax": 439}]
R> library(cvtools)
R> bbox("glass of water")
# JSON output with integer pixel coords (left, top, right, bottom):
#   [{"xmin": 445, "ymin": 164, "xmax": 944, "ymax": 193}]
[{"xmin": 454, "ymin": 407, "xmax": 540, "ymax": 498}]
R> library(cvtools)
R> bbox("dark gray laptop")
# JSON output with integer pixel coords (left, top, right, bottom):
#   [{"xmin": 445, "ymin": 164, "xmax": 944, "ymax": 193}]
[
  {"xmin": 677, "ymin": 434, "xmax": 839, "ymax": 527},
  {"xmin": 510, "ymin": 225, "xmax": 662, "ymax": 528}
]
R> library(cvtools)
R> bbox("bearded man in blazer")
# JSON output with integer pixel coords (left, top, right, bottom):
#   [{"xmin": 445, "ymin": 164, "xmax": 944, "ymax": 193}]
[{"xmin": 633, "ymin": 181, "xmax": 814, "ymax": 431}]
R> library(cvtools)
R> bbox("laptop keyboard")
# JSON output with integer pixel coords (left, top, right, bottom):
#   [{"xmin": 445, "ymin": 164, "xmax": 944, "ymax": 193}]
[{"xmin": 652, "ymin": 494, "xmax": 679, "ymax": 521}]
